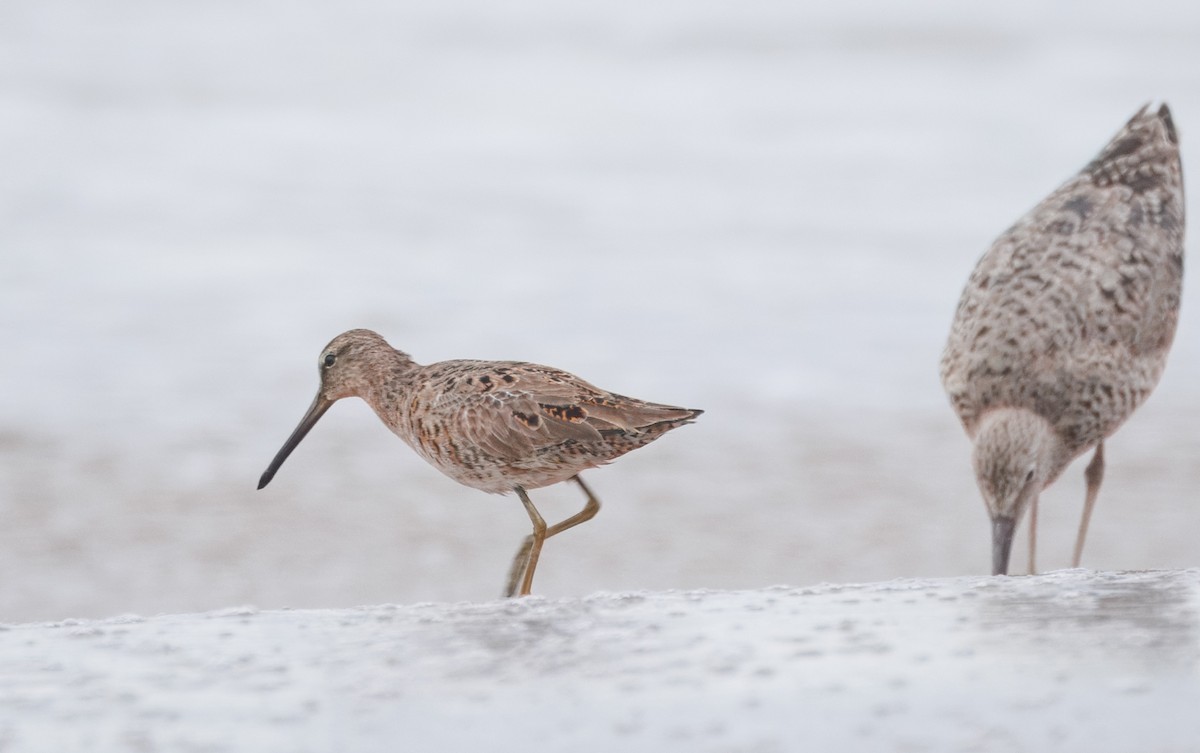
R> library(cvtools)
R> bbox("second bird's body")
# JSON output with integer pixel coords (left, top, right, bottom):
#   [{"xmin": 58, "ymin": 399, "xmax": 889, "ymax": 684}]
[{"xmin": 941, "ymin": 104, "xmax": 1185, "ymax": 575}]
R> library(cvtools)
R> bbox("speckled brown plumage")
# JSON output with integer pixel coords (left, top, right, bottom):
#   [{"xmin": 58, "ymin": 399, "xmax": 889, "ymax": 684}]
[
  {"xmin": 940, "ymin": 104, "xmax": 1184, "ymax": 575},
  {"xmin": 258, "ymin": 329, "xmax": 702, "ymax": 597}
]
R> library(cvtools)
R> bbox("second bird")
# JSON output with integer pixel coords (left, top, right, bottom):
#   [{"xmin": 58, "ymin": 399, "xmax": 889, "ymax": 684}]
[
  {"xmin": 259, "ymin": 329, "xmax": 701, "ymax": 597},
  {"xmin": 941, "ymin": 104, "xmax": 1185, "ymax": 576}
]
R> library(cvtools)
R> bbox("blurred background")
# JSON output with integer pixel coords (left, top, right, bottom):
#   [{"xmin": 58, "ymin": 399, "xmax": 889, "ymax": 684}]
[{"xmin": 2, "ymin": 0, "xmax": 1198, "ymax": 622}]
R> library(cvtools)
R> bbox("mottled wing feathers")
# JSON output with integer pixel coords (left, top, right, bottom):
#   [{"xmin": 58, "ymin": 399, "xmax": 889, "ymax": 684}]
[{"xmin": 419, "ymin": 360, "xmax": 699, "ymax": 464}]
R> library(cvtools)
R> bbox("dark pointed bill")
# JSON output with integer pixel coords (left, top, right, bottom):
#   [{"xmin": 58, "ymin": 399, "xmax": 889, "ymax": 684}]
[
  {"xmin": 991, "ymin": 516, "xmax": 1017, "ymax": 576},
  {"xmin": 258, "ymin": 394, "xmax": 333, "ymax": 490}
]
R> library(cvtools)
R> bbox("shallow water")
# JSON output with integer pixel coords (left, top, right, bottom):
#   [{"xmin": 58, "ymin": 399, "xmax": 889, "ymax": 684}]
[{"xmin": 2, "ymin": 571, "xmax": 1197, "ymax": 752}]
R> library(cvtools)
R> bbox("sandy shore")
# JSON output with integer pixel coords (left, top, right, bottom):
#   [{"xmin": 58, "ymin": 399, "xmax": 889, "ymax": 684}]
[{"xmin": 2, "ymin": 568, "xmax": 1197, "ymax": 752}]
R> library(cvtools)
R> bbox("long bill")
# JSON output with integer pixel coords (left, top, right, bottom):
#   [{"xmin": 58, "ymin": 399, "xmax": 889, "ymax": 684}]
[
  {"xmin": 991, "ymin": 515, "xmax": 1017, "ymax": 576},
  {"xmin": 258, "ymin": 393, "xmax": 334, "ymax": 490}
]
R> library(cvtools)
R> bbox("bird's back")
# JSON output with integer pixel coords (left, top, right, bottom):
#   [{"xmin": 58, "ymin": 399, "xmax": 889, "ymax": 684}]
[
  {"xmin": 941, "ymin": 105, "xmax": 1184, "ymax": 457},
  {"xmin": 379, "ymin": 358, "xmax": 701, "ymax": 493}
]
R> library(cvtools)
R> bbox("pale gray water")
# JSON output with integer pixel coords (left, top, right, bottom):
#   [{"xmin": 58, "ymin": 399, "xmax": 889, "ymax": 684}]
[{"xmin": 2, "ymin": 0, "xmax": 1200, "ymax": 621}]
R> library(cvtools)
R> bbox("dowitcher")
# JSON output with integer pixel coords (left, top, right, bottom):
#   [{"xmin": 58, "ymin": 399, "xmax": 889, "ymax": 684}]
[
  {"xmin": 941, "ymin": 103, "xmax": 1184, "ymax": 575},
  {"xmin": 258, "ymin": 329, "xmax": 701, "ymax": 597}
]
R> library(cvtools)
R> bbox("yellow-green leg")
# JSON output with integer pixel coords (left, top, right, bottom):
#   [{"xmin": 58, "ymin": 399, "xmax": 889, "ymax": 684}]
[
  {"xmin": 1073, "ymin": 442, "xmax": 1105, "ymax": 568},
  {"xmin": 1027, "ymin": 495, "xmax": 1038, "ymax": 575},
  {"xmin": 503, "ymin": 476, "xmax": 602, "ymax": 598}
]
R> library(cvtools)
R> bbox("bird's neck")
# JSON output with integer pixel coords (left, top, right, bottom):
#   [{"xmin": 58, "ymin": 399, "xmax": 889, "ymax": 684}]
[{"xmin": 361, "ymin": 350, "xmax": 421, "ymax": 416}]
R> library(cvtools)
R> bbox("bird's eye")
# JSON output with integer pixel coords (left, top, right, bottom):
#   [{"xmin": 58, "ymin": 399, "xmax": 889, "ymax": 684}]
[
  {"xmin": 1024, "ymin": 468, "xmax": 1035, "ymax": 484},
  {"xmin": 323, "ymin": 353, "xmax": 337, "ymax": 368}
]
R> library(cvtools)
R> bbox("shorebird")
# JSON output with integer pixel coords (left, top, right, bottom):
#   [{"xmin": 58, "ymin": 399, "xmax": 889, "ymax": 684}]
[
  {"xmin": 941, "ymin": 103, "xmax": 1185, "ymax": 576},
  {"xmin": 258, "ymin": 329, "xmax": 701, "ymax": 597}
]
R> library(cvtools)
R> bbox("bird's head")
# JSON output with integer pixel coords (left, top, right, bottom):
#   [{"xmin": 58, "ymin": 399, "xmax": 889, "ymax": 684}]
[
  {"xmin": 311, "ymin": 329, "xmax": 398, "ymax": 402},
  {"xmin": 971, "ymin": 408, "xmax": 1059, "ymax": 576}
]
